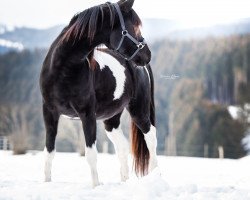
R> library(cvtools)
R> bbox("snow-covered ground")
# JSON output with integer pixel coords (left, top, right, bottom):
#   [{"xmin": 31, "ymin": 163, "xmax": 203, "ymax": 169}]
[{"xmin": 0, "ymin": 151, "xmax": 250, "ymax": 200}]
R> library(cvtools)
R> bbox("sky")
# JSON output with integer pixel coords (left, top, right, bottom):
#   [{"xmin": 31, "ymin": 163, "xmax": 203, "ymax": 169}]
[{"xmin": 0, "ymin": 0, "xmax": 250, "ymax": 29}]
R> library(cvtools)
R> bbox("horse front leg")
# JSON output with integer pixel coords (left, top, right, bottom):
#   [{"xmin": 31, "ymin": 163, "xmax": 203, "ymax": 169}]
[
  {"xmin": 84, "ymin": 115, "xmax": 100, "ymax": 188},
  {"xmin": 43, "ymin": 104, "xmax": 59, "ymax": 182},
  {"xmin": 73, "ymin": 101, "xmax": 100, "ymax": 188}
]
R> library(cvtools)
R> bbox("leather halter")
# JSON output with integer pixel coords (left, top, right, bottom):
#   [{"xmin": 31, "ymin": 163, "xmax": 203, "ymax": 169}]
[{"xmin": 113, "ymin": 3, "xmax": 146, "ymax": 61}]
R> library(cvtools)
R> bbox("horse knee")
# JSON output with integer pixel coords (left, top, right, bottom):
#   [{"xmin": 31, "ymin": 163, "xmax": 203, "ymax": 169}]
[
  {"xmin": 43, "ymin": 104, "xmax": 59, "ymax": 152},
  {"xmin": 80, "ymin": 113, "xmax": 97, "ymax": 148}
]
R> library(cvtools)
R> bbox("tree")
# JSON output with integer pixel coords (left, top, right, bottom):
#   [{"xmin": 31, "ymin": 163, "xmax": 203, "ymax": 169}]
[
  {"xmin": 0, "ymin": 105, "xmax": 36, "ymax": 154},
  {"xmin": 198, "ymin": 101, "xmax": 246, "ymax": 158}
]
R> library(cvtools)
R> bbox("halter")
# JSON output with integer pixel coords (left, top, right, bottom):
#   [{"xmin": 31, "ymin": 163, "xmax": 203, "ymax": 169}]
[{"xmin": 113, "ymin": 3, "xmax": 146, "ymax": 61}]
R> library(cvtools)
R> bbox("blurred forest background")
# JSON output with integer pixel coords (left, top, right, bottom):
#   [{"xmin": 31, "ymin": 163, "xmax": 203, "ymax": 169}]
[{"xmin": 0, "ymin": 18, "xmax": 250, "ymax": 158}]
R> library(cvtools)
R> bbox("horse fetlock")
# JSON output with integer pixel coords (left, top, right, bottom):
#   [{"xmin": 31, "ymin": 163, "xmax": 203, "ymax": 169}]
[
  {"xmin": 44, "ymin": 175, "xmax": 51, "ymax": 182},
  {"xmin": 149, "ymin": 157, "xmax": 158, "ymax": 172},
  {"xmin": 44, "ymin": 148, "xmax": 55, "ymax": 183},
  {"xmin": 91, "ymin": 168, "xmax": 100, "ymax": 188},
  {"xmin": 120, "ymin": 163, "xmax": 129, "ymax": 181}
]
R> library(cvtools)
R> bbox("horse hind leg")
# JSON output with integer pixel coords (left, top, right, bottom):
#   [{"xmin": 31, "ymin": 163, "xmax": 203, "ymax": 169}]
[
  {"xmin": 130, "ymin": 116, "xmax": 158, "ymax": 175},
  {"xmin": 43, "ymin": 104, "xmax": 59, "ymax": 182},
  {"xmin": 143, "ymin": 124, "xmax": 158, "ymax": 172},
  {"xmin": 104, "ymin": 112, "xmax": 129, "ymax": 181}
]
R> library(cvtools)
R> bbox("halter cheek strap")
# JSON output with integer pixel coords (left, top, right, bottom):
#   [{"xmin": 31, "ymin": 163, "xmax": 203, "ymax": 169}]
[{"xmin": 113, "ymin": 3, "xmax": 146, "ymax": 61}]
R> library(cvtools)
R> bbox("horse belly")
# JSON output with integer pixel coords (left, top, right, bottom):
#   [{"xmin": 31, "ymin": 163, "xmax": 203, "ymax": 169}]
[{"xmin": 95, "ymin": 97, "xmax": 129, "ymax": 120}]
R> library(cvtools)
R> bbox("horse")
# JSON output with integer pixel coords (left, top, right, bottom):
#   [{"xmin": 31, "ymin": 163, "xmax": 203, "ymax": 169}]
[{"xmin": 39, "ymin": 0, "xmax": 157, "ymax": 187}]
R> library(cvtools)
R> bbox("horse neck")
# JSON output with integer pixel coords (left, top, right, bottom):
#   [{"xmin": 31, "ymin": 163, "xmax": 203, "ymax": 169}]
[{"xmin": 53, "ymin": 35, "xmax": 107, "ymax": 70}]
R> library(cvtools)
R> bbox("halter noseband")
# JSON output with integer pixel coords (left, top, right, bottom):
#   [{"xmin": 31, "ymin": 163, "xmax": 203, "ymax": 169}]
[{"xmin": 113, "ymin": 3, "xmax": 146, "ymax": 61}]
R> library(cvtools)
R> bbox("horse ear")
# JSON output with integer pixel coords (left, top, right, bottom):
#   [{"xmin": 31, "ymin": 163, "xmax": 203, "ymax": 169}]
[{"xmin": 118, "ymin": 0, "xmax": 135, "ymax": 13}]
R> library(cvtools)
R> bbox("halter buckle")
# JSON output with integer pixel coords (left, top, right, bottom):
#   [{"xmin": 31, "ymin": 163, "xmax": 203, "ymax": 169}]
[
  {"xmin": 137, "ymin": 42, "xmax": 145, "ymax": 49},
  {"xmin": 122, "ymin": 30, "xmax": 128, "ymax": 36}
]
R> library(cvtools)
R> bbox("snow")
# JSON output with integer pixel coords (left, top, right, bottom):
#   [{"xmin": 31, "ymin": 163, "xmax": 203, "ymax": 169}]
[
  {"xmin": 0, "ymin": 28, "xmax": 5, "ymax": 35},
  {"xmin": 228, "ymin": 106, "xmax": 239, "ymax": 119},
  {"xmin": 242, "ymin": 134, "xmax": 250, "ymax": 153},
  {"xmin": 0, "ymin": 151, "xmax": 250, "ymax": 200},
  {"xmin": 0, "ymin": 24, "xmax": 15, "ymax": 35},
  {"xmin": 0, "ymin": 39, "xmax": 24, "ymax": 51}
]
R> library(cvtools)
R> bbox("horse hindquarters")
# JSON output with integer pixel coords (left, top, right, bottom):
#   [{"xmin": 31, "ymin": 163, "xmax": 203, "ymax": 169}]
[{"xmin": 128, "ymin": 65, "xmax": 158, "ymax": 176}]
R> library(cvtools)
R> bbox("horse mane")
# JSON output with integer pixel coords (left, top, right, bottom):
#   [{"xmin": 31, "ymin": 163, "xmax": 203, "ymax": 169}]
[{"xmin": 60, "ymin": 2, "xmax": 142, "ymax": 44}]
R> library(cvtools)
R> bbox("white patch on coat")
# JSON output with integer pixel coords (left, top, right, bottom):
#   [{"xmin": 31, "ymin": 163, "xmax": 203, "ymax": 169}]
[
  {"xmin": 44, "ymin": 147, "xmax": 55, "ymax": 182},
  {"xmin": 85, "ymin": 143, "xmax": 100, "ymax": 187},
  {"xmin": 94, "ymin": 50, "xmax": 126, "ymax": 100},
  {"xmin": 106, "ymin": 127, "xmax": 129, "ymax": 181},
  {"xmin": 143, "ymin": 125, "xmax": 158, "ymax": 172},
  {"xmin": 61, "ymin": 114, "xmax": 80, "ymax": 120}
]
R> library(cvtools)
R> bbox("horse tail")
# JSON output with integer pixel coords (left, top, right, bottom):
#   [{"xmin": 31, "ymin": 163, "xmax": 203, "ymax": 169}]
[
  {"xmin": 131, "ymin": 64, "xmax": 155, "ymax": 176},
  {"xmin": 147, "ymin": 64, "xmax": 155, "ymax": 126},
  {"xmin": 131, "ymin": 121, "xmax": 149, "ymax": 176}
]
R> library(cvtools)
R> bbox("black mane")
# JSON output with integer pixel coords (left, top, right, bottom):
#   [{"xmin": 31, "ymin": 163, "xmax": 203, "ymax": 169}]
[{"xmin": 60, "ymin": 2, "xmax": 142, "ymax": 43}]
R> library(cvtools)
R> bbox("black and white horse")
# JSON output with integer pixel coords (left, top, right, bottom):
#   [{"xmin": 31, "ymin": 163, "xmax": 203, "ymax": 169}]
[{"xmin": 40, "ymin": 0, "xmax": 157, "ymax": 187}]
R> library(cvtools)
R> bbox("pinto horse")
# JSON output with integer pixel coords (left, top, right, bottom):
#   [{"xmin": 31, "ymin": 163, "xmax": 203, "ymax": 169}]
[{"xmin": 40, "ymin": 0, "xmax": 157, "ymax": 187}]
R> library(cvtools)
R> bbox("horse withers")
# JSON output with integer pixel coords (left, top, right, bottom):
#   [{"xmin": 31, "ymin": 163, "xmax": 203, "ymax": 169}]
[{"xmin": 40, "ymin": 0, "xmax": 157, "ymax": 187}]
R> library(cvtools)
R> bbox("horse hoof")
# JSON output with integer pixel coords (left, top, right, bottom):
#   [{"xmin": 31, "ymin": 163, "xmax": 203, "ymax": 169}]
[
  {"xmin": 121, "ymin": 175, "xmax": 129, "ymax": 182},
  {"xmin": 44, "ymin": 177, "xmax": 51, "ymax": 182},
  {"xmin": 149, "ymin": 159, "xmax": 158, "ymax": 173},
  {"xmin": 92, "ymin": 181, "xmax": 102, "ymax": 188}
]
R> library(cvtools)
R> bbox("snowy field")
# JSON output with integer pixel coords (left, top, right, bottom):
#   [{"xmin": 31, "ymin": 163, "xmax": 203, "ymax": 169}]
[{"xmin": 0, "ymin": 151, "xmax": 250, "ymax": 200}]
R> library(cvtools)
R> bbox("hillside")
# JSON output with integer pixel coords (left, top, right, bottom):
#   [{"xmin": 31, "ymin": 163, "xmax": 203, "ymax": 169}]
[
  {"xmin": 1, "ymin": 18, "xmax": 250, "ymax": 53},
  {"xmin": 0, "ymin": 22, "xmax": 250, "ymax": 157},
  {"xmin": 166, "ymin": 19, "xmax": 250, "ymax": 40},
  {"xmin": 0, "ymin": 25, "xmax": 63, "ymax": 53},
  {"xmin": 152, "ymin": 34, "xmax": 250, "ymax": 156}
]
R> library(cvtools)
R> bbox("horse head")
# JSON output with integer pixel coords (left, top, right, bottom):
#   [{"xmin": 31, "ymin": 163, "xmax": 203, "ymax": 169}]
[
  {"xmin": 107, "ymin": 0, "xmax": 151, "ymax": 66},
  {"xmin": 60, "ymin": 0, "xmax": 151, "ymax": 66}
]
